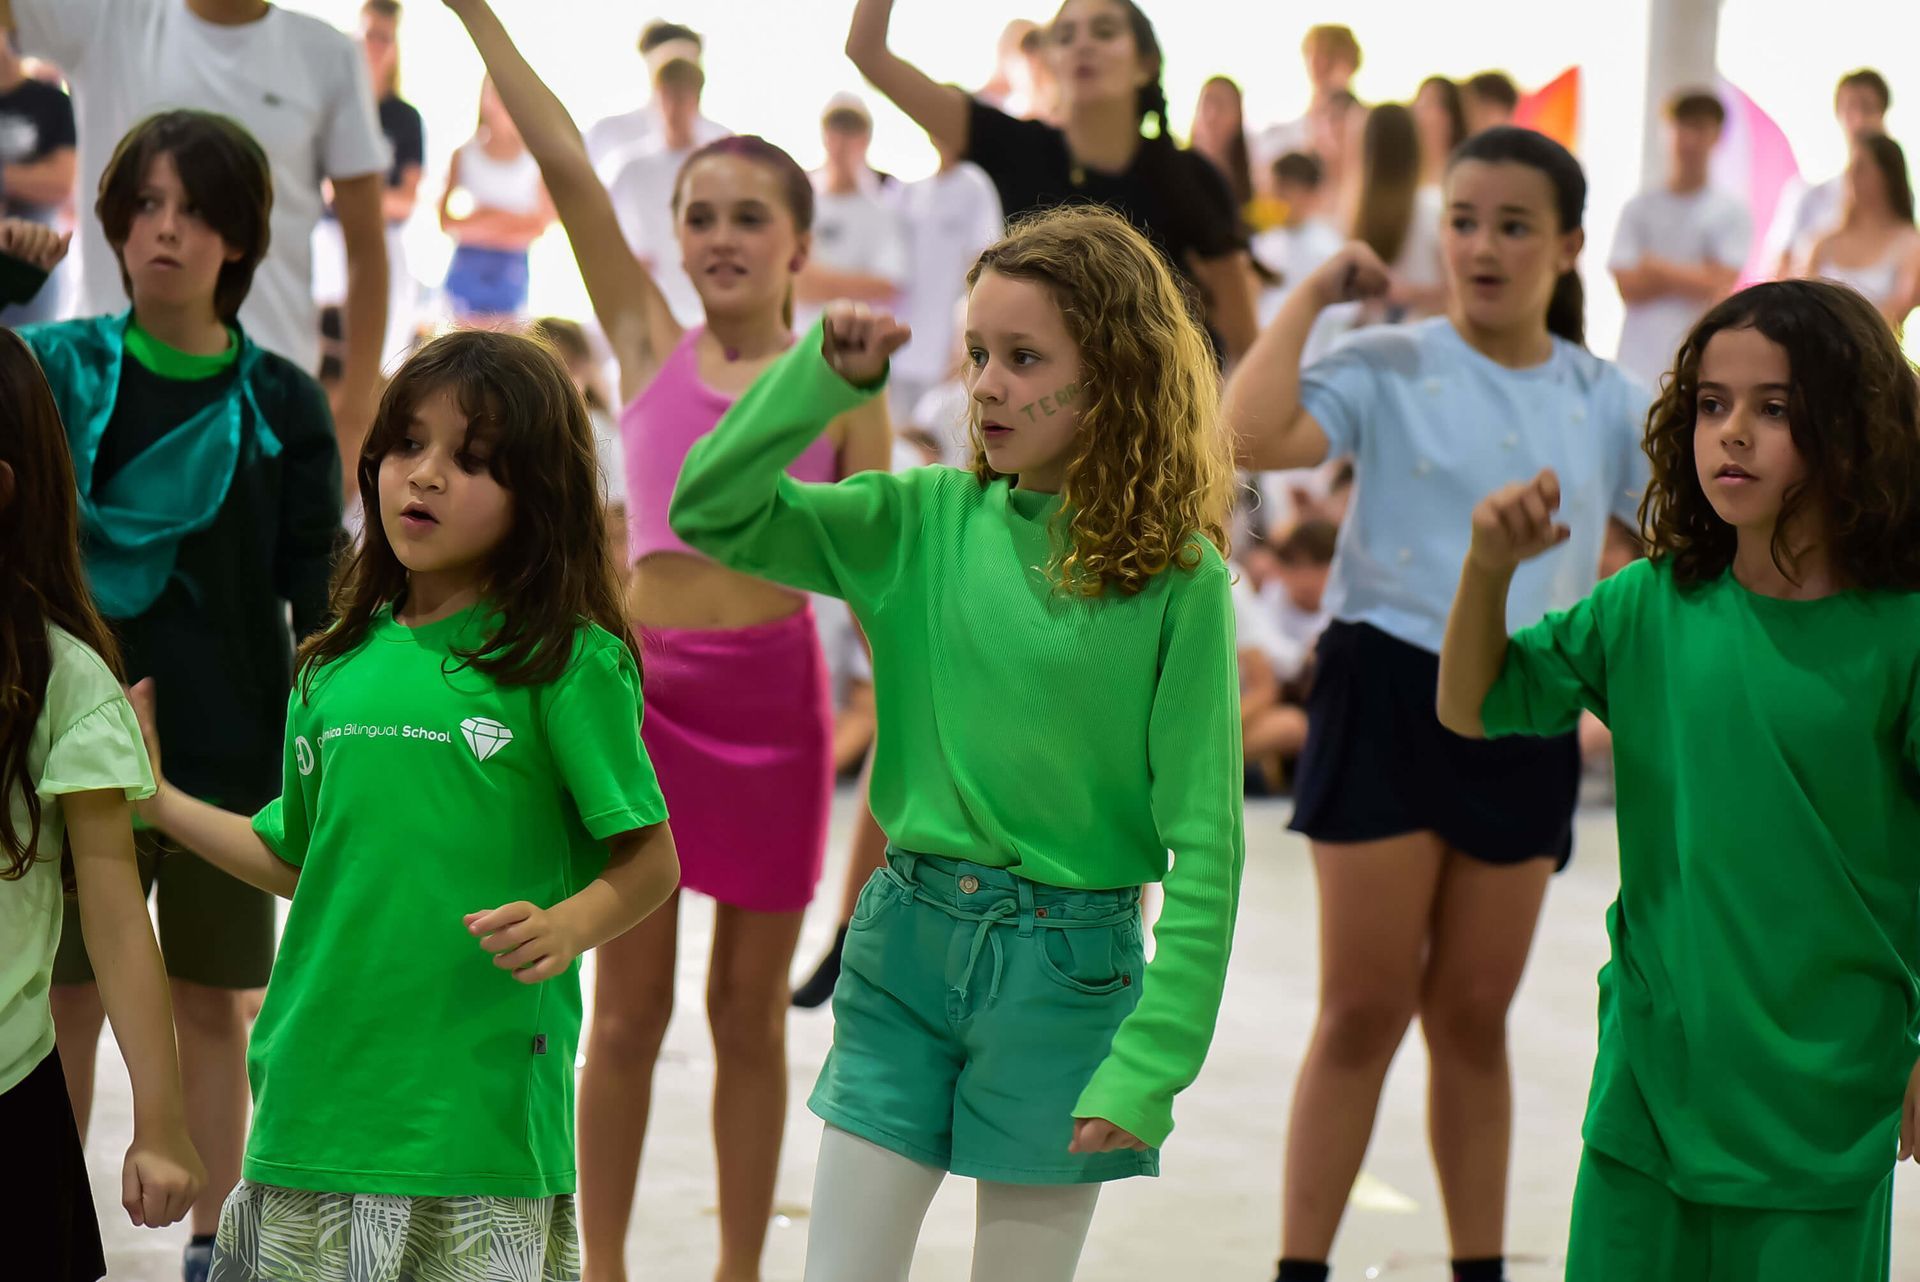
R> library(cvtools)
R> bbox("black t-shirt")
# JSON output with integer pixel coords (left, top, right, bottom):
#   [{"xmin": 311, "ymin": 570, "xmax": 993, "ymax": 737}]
[
  {"xmin": 380, "ymin": 94, "xmax": 425, "ymax": 190},
  {"xmin": 0, "ymin": 77, "xmax": 75, "ymax": 221},
  {"xmin": 86, "ymin": 349, "xmax": 342, "ymax": 808},
  {"xmin": 964, "ymin": 98, "xmax": 1244, "ymax": 285}
]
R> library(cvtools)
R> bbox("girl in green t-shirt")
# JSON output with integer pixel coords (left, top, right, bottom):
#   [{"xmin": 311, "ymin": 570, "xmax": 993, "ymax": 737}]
[
  {"xmin": 0, "ymin": 319, "xmax": 204, "ymax": 1279},
  {"xmin": 133, "ymin": 330, "xmax": 681, "ymax": 1282},
  {"xmin": 1440, "ymin": 279, "xmax": 1920, "ymax": 1281}
]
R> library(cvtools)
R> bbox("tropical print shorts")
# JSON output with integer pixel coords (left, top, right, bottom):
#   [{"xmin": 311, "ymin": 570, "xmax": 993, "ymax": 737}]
[{"xmin": 207, "ymin": 1181, "xmax": 581, "ymax": 1282}]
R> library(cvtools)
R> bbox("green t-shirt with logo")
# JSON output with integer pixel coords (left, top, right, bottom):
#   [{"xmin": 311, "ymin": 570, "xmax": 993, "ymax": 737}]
[
  {"xmin": 247, "ymin": 605, "xmax": 668, "ymax": 1197},
  {"xmin": 1482, "ymin": 557, "xmax": 1920, "ymax": 1210}
]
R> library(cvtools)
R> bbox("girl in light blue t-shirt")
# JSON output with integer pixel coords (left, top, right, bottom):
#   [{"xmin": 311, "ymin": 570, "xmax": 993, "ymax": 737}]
[{"xmin": 1227, "ymin": 127, "xmax": 1651, "ymax": 1282}]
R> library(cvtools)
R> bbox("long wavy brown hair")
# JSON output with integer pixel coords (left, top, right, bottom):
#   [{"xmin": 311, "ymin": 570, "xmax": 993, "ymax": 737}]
[
  {"xmin": 964, "ymin": 205, "xmax": 1233, "ymax": 595},
  {"xmin": 298, "ymin": 329, "xmax": 634, "ymax": 692},
  {"xmin": 0, "ymin": 331, "xmax": 124, "ymax": 882},
  {"xmin": 1640, "ymin": 278, "xmax": 1920, "ymax": 590}
]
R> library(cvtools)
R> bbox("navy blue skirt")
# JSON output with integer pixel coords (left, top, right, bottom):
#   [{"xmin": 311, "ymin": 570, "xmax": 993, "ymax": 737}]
[
  {"xmin": 5, "ymin": 1049, "xmax": 105, "ymax": 1281},
  {"xmin": 1289, "ymin": 620, "xmax": 1580, "ymax": 868}
]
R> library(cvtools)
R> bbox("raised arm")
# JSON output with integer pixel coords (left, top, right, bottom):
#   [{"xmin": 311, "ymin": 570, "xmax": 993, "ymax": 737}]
[
  {"xmin": 1436, "ymin": 470, "xmax": 1567, "ymax": 737},
  {"xmin": 1226, "ymin": 241, "xmax": 1387, "ymax": 470},
  {"xmin": 671, "ymin": 307, "xmax": 917, "ymax": 604},
  {"xmin": 443, "ymin": 0, "xmax": 678, "ymax": 400},
  {"xmin": 846, "ymin": 0, "xmax": 970, "ymax": 153}
]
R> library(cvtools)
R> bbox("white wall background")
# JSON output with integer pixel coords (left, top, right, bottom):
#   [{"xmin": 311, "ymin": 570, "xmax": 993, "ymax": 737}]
[{"xmin": 282, "ymin": 0, "xmax": 1920, "ymax": 359}]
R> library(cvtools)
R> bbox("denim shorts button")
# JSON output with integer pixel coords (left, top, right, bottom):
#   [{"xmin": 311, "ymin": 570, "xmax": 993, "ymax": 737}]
[{"xmin": 958, "ymin": 875, "xmax": 980, "ymax": 894}]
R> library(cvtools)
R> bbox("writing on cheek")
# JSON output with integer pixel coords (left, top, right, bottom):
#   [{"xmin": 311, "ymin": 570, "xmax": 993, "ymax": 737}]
[{"xmin": 1016, "ymin": 382, "xmax": 1084, "ymax": 422}]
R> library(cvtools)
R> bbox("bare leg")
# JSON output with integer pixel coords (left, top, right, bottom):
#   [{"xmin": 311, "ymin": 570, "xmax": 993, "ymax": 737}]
[
  {"xmin": 1279, "ymin": 833, "xmax": 1447, "ymax": 1261},
  {"xmin": 577, "ymin": 892, "xmax": 681, "ymax": 1282},
  {"xmin": 803, "ymin": 1126, "xmax": 944, "ymax": 1282},
  {"xmin": 971, "ymin": 1181, "xmax": 1101, "ymax": 1282},
  {"xmin": 1419, "ymin": 849, "xmax": 1554, "ymax": 1260},
  {"xmin": 170, "ymin": 981, "xmax": 251, "ymax": 1236},
  {"xmin": 708, "ymin": 902, "xmax": 807, "ymax": 1282},
  {"xmin": 49, "ymin": 982, "xmax": 106, "ymax": 1137}
]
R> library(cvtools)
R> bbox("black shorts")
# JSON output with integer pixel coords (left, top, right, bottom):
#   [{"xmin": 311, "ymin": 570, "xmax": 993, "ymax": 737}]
[
  {"xmin": 1289, "ymin": 620, "xmax": 1580, "ymax": 868},
  {"xmin": 3, "ymin": 1049, "xmax": 105, "ymax": 1282}
]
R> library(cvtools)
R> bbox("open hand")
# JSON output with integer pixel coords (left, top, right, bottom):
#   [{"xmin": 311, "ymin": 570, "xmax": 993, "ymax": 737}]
[
  {"xmin": 1309, "ymin": 241, "xmax": 1393, "ymax": 308},
  {"xmin": 0, "ymin": 218, "xmax": 71, "ymax": 272},
  {"xmin": 822, "ymin": 301, "xmax": 911, "ymax": 388},
  {"xmin": 1068, "ymin": 1116, "xmax": 1149, "ymax": 1154},
  {"xmin": 122, "ymin": 1124, "xmax": 204, "ymax": 1228},
  {"xmin": 1469, "ymin": 468, "xmax": 1571, "ymax": 573},
  {"xmin": 466, "ymin": 901, "xmax": 581, "ymax": 984}
]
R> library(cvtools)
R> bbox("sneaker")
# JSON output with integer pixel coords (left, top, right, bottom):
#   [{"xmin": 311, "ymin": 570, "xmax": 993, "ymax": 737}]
[
  {"xmin": 791, "ymin": 923, "xmax": 850, "ymax": 1009},
  {"xmin": 183, "ymin": 1239, "xmax": 214, "ymax": 1282}
]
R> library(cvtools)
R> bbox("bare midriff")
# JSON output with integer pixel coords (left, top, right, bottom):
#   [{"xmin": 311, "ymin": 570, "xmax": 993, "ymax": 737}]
[{"xmin": 626, "ymin": 551, "xmax": 806, "ymax": 631}]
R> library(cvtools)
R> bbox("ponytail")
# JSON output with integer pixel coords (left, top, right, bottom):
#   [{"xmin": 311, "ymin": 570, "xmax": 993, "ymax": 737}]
[
  {"xmin": 1547, "ymin": 270, "xmax": 1584, "ymax": 346},
  {"xmin": 1137, "ymin": 80, "xmax": 1170, "ymax": 144}
]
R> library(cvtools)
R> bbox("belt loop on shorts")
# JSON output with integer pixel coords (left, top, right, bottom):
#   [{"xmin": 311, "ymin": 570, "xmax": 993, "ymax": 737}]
[{"xmin": 1016, "ymin": 878, "xmax": 1037, "ymax": 938}]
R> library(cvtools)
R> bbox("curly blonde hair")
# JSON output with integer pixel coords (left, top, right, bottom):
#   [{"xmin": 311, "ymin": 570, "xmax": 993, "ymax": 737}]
[{"xmin": 964, "ymin": 205, "xmax": 1233, "ymax": 595}]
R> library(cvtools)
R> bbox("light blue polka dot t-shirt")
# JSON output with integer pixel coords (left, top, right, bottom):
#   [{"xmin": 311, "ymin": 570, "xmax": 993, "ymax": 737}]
[{"xmin": 1299, "ymin": 316, "xmax": 1652, "ymax": 654}]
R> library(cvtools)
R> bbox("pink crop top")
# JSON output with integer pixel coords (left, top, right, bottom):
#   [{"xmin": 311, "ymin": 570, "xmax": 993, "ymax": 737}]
[{"xmin": 622, "ymin": 326, "xmax": 838, "ymax": 566}]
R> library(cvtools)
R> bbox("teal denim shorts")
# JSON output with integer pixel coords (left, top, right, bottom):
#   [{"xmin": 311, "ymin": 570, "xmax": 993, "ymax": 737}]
[{"xmin": 809, "ymin": 848, "xmax": 1156, "ymax": 1184}]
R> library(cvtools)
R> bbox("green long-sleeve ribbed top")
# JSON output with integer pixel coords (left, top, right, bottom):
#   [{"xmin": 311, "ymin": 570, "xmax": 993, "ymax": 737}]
[{"xmin": 670, "ymin": 326, "xmax": 1245, "ymax": 1146}]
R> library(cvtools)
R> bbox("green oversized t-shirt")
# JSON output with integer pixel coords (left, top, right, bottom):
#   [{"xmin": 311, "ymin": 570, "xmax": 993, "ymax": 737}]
[
  {"xmin": 670, "ymin": 324, "xmax": 1245, "ymax": 1149},
  {"xmin": 247, "ymin": 606, "xmax": 668, "ymax": 1197},
  {"xmin": 1483, "ymin": 557, "xmax": 1920, "ymax": 1209}
]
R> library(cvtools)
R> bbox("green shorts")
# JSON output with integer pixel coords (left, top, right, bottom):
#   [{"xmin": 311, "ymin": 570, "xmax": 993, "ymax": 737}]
[
  {"xmin": 52, "ymin": 829, "xmax": 276, "ymax": 990},
  {"xmin": 809, "ymin": 848, "xmax": 1156, "ymax": 1185},
  {"xmin": 1566, "ymin": 1146, "xmax": 1893, "ymax": 1282}
]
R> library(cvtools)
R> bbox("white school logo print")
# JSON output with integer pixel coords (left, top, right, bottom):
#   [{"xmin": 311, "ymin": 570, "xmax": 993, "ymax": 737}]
[
  {"xmin": 294, "ymin": 737, "xmax": 315, "ymax": 776},
  {"xmin": 460, "ymin": 716, "xmax": 515, "ymax": 763}
]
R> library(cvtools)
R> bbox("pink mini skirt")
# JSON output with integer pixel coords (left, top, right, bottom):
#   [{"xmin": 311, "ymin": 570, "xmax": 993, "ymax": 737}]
[{"xmin": 638, "ymin": 605, "xmax": 834, "ymax": 914}]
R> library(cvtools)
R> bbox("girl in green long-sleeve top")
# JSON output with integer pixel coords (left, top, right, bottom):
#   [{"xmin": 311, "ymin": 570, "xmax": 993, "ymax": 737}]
[{"xmin": 671, "ymin": 203, "xmax": 1244, "ymax": 1281}]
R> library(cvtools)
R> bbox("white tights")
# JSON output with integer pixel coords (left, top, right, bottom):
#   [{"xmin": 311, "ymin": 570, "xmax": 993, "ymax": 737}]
[{"xmin": 802, "ymin": 1125, "xmax": 1102, "ymax": 1282}]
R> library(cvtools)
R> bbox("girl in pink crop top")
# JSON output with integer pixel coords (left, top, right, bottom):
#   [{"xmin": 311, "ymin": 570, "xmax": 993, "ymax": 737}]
[
  {"xmin": 446, "ymin": 10, "xmax": 895, "ymax": 1278},
  {"xmin": 623, "ymin": 327, "xmax": 839, "ymax": 567}
]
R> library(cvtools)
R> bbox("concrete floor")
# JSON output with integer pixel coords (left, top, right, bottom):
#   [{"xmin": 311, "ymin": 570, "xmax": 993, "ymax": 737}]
[{"xmin": 91, "ymin": 793, "xmax": 1920, "ymax": 1280}]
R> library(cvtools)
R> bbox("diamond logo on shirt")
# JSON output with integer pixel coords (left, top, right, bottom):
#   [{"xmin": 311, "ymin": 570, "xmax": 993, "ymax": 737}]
[{"xmin": 460, "ymin": 717, "xmax": 514, "ymax": 763}]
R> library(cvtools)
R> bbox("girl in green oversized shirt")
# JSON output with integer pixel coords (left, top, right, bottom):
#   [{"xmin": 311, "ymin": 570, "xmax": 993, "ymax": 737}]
[
  {"xmin": 136, "ymin": 330, "xmax": 680, "ymax": 1282},
  {"xmin": 1439, "ymin": 279, "xmax": 1920, "ymax": 1282},
  {"xmin": 671, "ymin": 204, "xmax": 1245, "ymax": 1282}
]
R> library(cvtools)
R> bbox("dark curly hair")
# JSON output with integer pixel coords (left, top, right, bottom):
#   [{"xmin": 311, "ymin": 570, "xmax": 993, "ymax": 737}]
[{"xmin": 1639, "ymin": 279, "xmax": 1920, "ymax": 590}]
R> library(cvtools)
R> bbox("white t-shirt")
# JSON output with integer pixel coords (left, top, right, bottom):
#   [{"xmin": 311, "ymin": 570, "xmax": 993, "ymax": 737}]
[
  {"xmin": 607, "ymin": 141, "xmax": 703, "ymax": 325},
  {"xmin": 0, "ymin": 627, "xmax": 153, "ymax": 1095},
  {"xmin": 1609, "ymin": 185, "xmax": 1752, "ymax": 388},
  {"xmin": 584, "ymin": 105, "xmax": 728, "ymax": 180},
  {"xmin": 907, "ymin": 378, "xmax": 974, "ymax": 467},
  {"xmin": 1251, "ymin": 217, "xmax": 1343, "ymax": 325},
  {"xmin": 893, "ymin": 163, "xmax": 1002, "ymax": 389},
  {"xmin": 16, "ymin": 0, "xmax": 388, "ymax": 373},
  {"xmin": 795, "ymin": 180, "xmax": 908, "ymax": 334},
  {"xmin": 1761, "ymin": 173, "xmax": 1843, "ymax": 271}
]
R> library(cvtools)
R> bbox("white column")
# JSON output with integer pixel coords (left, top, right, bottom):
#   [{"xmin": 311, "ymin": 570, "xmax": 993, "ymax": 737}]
[{"xmin": 1640, "ymin": 0, "xmax": 1725, "ymax": 186}]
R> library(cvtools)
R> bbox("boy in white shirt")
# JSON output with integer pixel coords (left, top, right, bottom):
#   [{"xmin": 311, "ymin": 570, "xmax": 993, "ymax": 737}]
[
  {"xmin": 1252, "ymin": 152, "xmax": 1344, "ymax": 326},
  {"xmin": 583, "ymin": 19, "xmax": 728, "ymax": 179},
  {"xmin": 793, "ymin": 93, "xmax": 906, "ymax": 334},
  {"xmin": 605, "ymin": 56, "xmax": 715, "ymax": 325},
  {"xmin": 1610, "ymin": 90, "xmax": 1751, "ymax": 387}
]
